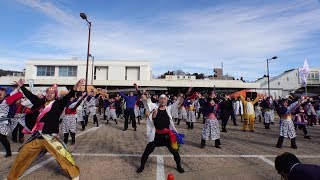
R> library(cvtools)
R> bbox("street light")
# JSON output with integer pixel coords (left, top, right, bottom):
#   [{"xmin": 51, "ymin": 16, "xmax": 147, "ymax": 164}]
[
  {"xmin": 80, "ymin": 12, "xmax": 92, "ymax": 92},
  {"xmin": 89, "ymin": 54, "xmax": 94, "ymax": 85},
  {"xmin": 267, "ymin": 56, "xmax": 278, "ymax": 96}
]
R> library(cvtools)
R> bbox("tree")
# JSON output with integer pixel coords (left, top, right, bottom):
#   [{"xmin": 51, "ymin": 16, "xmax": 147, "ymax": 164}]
[{"xmin": 192, "ymin": 73, "xmax": 205, "ymax": 79}]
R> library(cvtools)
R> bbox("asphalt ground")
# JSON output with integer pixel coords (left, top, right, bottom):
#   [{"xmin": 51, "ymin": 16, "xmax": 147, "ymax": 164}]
[{"xmin": 1, "ymin": 114, "xmax": 320, "ymax": 180}]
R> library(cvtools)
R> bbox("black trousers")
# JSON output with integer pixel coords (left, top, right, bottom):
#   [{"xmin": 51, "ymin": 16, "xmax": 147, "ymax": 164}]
[
  {"xmin": 221, "ymin": 113, "xmax": 231, "ymax": 127},
  {"xmin": 116, "ymin": 107, "xmax": 122, "ymax": 117},
  {"xmin": 64, "ymin": 132, "xmax": 76, "ymax": 144},
  {"xmin": 0, "ymin": 134, "xmax": 11, "ymax": 155},
  {"xmin": 140, "ymin": 133, "xmax": 181, "ymax": 168},
  {"xmin": 294, "ymin": 124, "xmax": 308, "ymax": 135},
  {"xmin": 124, "ymin": 108, "xmax": 136, "ymax": 129},
  {"xmin": 12, "ymin": 123, "xmax": 24, "ymax": 141},
  {"xmin": 230, "ymin": 112, "xmax": 237, "ymax": 125},
  {"xmin": 198, "ymin": 108, "xmax": 203, "ymax": 119}
]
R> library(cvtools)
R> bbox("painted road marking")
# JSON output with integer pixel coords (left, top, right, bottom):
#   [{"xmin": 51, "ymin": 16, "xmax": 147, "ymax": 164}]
[
  {"xmin": 156, "ymin": 155, "xmax": 165, "ymax": 180},
  {"xmin": 258, "ymin": 156, "xmax": 275, "ymax": 167}
]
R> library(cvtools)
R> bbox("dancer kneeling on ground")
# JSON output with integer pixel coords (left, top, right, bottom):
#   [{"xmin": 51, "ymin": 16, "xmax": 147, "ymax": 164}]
[
  {"xmin": 137, "ymin": 91, "xmax": 185, "ymax": 173},
  {"xmin": 7, "ymin": 79, "xmax": 84, "ymax": 180},
  {"xmin": 201, "ymin": 97, "xmax": 221, "ymax": 148}
]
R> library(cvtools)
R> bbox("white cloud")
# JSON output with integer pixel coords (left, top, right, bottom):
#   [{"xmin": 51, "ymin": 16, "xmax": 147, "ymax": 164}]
[{"xmin": 13, "ymin": 0, "xmax": 320, "ymax": 80}]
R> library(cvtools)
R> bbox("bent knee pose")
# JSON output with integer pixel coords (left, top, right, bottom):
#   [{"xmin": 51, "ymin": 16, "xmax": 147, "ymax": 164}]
[
  {"xmin": 137, "ymin": 91, "xmax": 185, "ymax": 174},
  {"xmin": 7, "ymin": 79, "xmax": 84, "ymax": 180}
]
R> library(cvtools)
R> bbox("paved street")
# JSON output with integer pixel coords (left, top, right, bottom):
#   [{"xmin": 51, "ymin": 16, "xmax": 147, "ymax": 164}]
[{"xmin": 1, "ymin": 115, "xmax": 320, "ymax": 180}]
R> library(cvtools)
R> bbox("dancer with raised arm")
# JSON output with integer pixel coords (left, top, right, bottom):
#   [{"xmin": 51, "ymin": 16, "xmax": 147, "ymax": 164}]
[
  {"xmin": 118, "ymin": 83, "xmax": 141, "ymax": 131},
  {"xmin": 8, "ymin": 79, "xmax": 84, "ymax": 180},
  {"xmin": 137, "ymin": 85, "xmax": 185, "ymax": 173},
  {"xmin": 274, "ymin": 97, "xmax": 306, "ymax": 149}
]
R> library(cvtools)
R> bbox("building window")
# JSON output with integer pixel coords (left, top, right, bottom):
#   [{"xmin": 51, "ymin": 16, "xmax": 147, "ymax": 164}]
[
  {"xmin": 59, "ymin": 66, "xmax": 77, "ymax": 77},
  {"xmin": 37, "ymin": 66, "xmax": 55, "ymax": 76},
  {"xmin": 278, "ymin": 82, "xmax": 280, "ymax": 85},
  {"xmin": 308, "ymin": 72, "xmax": 319, "ymax": 80}
]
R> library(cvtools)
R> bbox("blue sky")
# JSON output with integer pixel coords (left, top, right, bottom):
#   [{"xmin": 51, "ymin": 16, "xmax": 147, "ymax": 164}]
[{"xmin": 0, "ymin": 0, "xmax": 320, "ymax": 81}]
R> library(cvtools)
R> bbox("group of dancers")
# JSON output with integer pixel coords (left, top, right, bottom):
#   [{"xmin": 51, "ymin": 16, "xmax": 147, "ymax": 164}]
[{"xmin": 1, "ymin": 79, "xmax": 319, "ymax": 179}]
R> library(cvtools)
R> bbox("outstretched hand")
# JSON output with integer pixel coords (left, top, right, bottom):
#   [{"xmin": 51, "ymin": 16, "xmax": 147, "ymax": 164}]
[
  {"xmin": 14, "ymin": 79, "xmax": 25, "ymax": 87},
  {"xmin": 73, "ymin": 79, "xmax": 85, "ymax": 91}
]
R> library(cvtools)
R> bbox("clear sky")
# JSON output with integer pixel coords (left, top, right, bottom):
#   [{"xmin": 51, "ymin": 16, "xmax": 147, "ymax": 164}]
[{"xmin": 0, "ymin": 0, "xmax": 320, "ymax": 81}]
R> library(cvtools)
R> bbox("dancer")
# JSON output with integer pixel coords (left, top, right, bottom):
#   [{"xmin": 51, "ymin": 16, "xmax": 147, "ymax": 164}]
[
  {"xmin": 84, "ymin": 91, "xmax": 99, "ymax": 127},
  {"xmin": 103, "ymin": 95, "xmax": 110, "ymax": 120},
  {"xmin": 293, "ymin": 105, "xmax": 311, "ymax": 139},
  {"xmin": 170, "ymin": 96, "xmax": 179, "ymax": 123},
  {"xmin": 274, "ymin": 97, "xmax": 306, "ymax": 149},
  {"xmin": 7, "ymin": 79, "xmax": 84, "ymax": 180},
  {"xmin": 239, "ymin": 94, "xmax": 260, "ymax": 132},
  {"xmin": 76, "ymin": 91, "xmax": 87, "ymax": 131},
  {"xmin": 198, "ymin": 94, "xmax": 207, "ymax": 124},
  {"xmin": 107, "ymin": 98, "xmax": 118, "ymax": 124},
  {"xmin": 0, "ymin": 86, "xmax": 23, "ymax": 157},
  {"xmin": 137, "ymin": 93, "xmax": 185, "ymax": 173},
  {"xmin": 186, "ymin": 93, "xmax": 198, "ymax": 130},
  {"xmin": 118, "ymin": 83, "xmax": 141, "ymax": 131},
  {"xmin": 62, "ymin": 94, "xmax": 85, "ymax": 145},
  {"xmin": 177, "ymin": 87, "xmax": 192, "ymax": 125},
  {"xmin": 261, "ymin": 97, "xmax": 272, "ymax": 129},
  {"xmin": 201, "ymin": 97, "xmax": 221, "ymax": 148},
  {"xmin": 219, "ymin": 96, "xmax": 234, "ymax": 132}
]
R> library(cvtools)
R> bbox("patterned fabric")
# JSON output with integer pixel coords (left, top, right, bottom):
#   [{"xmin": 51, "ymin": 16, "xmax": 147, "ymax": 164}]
[
  {"xmin": 186, "ymin": 110, "xmax": 196, "ymax": 122},
  {"xmin": 201, "ymin": 118, "xmax": 220, "ymax": 141},
  {"xmin": 61, "ymin": 115, "xmax": 77, "ymax": 133},
  {"xmin": 270, "ymin": 110, "xmax": 275, "ymax": 123},
  {"xmin": 171, "ymin": 101, "xmax": 179, "ymax": 119},
  {"xmin": 178, "ymin": 109, "xmax": 187, "ymax": 119},
  {"xmin": 0, "ymin": 122, "xmax": 9, "ymax": 136},
  {"xmin": 109, "ymin": 109, "xmax": 117, "ymax": 120},
  {"xmin": 76, "ymin": 111, "xmax": 83, "ymax": 122},
  {"xmin": 255, "ymin": 106, "xmax": 262, "ymax": 117},
  {"xmin": 0, "ymin": 101, "xmax": 10, "ymax": 135},
  {"xmin": 280, "ymin": 119, "xmax": 296, "ymax": 139},
  {"xmin": 10, "ymin": 113, "xmax": 26, "ymax": 132},
  {"xmin": 104, "ymin": 107, "xmax": 110, "ymax": 119},
  {"xmin": 86, "ymin": 107, "xmax": 96, "ymax": 116},
  {"xmin": 264, "ymin": 111, "xmax": 271, "ymax": 124},
  {"xmin": 0, "ymin": 101, "xmax": 9, "ymax": 122},
  {"xmin": 134, "ymin": 106, "xmax": 140, "ymax": 117}
]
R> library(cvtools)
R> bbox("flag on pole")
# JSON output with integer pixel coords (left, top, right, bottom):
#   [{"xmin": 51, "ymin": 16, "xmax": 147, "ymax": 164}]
[{"xmin": 298, "ymin": 59, "xmax": 310, "ymax": 87}]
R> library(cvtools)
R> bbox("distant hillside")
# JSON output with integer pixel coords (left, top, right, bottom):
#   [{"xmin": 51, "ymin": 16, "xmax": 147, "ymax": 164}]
[{"xmin": 0, "ymin": 69, "xmax": 24, "ymax": 77}]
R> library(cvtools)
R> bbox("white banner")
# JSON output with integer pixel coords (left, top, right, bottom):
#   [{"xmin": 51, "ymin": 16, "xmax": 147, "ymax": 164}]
[{"xmin": 298, "ymin": 59, "xmax": 309, "ymax": 87}]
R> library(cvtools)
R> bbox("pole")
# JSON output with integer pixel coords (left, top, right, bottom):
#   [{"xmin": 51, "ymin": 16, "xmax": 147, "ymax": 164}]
[
  {"xmin": 91, "ymin": 56, "xmax": 94, "ymax": 86},
  {"xmin": 85, "ymin": 21, "xmax": 91, "ymax": 92},
  {"xmin": 305, "ymin": 85, "xmax": 307, "ymax": 97},
  {"xmin": 267, "ymin": 59, "xmax": 270, "ymax": 96}
]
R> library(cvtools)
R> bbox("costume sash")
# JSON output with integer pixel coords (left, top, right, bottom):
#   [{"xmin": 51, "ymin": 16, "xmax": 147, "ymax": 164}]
[
  {"xmin": 156, "ymin": 128, "xmax": 178, "ymax": 151},
  {"xmin": 23, "ymin": 101, "xmax": 55, "ymax": 134}
]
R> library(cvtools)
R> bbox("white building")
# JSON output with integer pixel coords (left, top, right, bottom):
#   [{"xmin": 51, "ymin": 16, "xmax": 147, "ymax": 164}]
[
  {"xmin": 0, "ymin": 59, "xmax": 260, "ymax": 90},
  {"xmin": 255, "ymin": 68, "xmax": 320, "ymax": 97}
]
